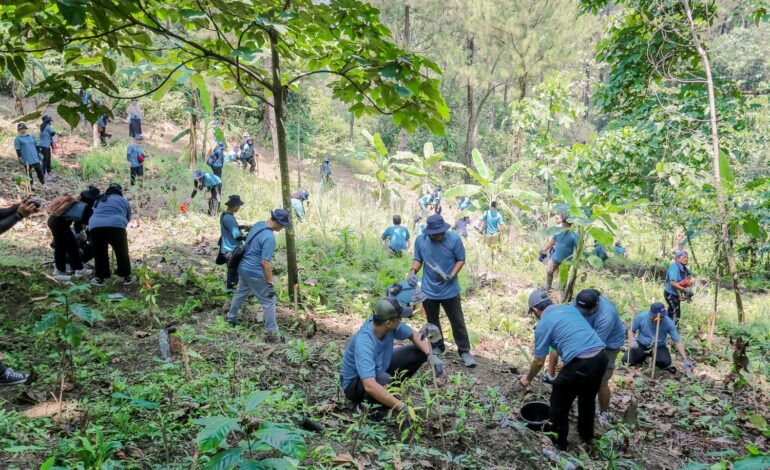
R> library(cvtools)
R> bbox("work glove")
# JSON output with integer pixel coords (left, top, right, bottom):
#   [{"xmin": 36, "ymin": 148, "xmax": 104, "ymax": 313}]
[
  {"xmin": 266, "ymin": 283, "xmax": 276, "ymax": 298},
  {"xmin": 239, "ymin": 224, "xmax": 250, "ymax": 231},
  {"xmin": 682, "ymin": 287, "xmax": 694, "ymax": 302},
  {"xmin": 407, "ymin": 270, "xmax": 419, "ymax": 287},
  {"xmin": 428, "ymin": 354, "xmax": 444, "ymax": 378},
  {"xmin": 236, "ymin": 235, "xmax": 247, "ymax": 242},
  {"xmin": 683, "ymin": 358, "xmax": 695, "ymax": 374}
]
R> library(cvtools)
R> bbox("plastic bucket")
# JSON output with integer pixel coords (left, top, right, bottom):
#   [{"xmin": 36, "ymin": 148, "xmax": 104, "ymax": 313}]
[{"xmin": 519, "ymin": 401, "xmax": 549, "ymax": 431}]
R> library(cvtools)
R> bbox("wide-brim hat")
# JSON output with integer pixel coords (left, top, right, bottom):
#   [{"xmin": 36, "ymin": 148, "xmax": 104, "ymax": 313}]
[
  {"xmin": 650, "ymin": 302, "xmax": 667, "ymax": 318},
  {"xmin": 225, "ymin": 195, "xmax": 245, "ymax": 207},
  {"xmin": 271, "ymin": 209, "xmax": 292, "ymax": 228},
  {"xmin": 423, "ymin": 214, "xmax": 450, "ymax": 235}
]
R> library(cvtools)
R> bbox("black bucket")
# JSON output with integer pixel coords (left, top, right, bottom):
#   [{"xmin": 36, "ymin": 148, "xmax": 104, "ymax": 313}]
[{"xmin": 519, "ymin": 401, "xmax": 549, "ymax": 431}]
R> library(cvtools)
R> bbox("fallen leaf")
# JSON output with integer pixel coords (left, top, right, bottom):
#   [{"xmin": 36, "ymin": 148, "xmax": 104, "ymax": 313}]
[{"xmin": 134, "ymin": 330, "xmax": 150, "ymax": 338}]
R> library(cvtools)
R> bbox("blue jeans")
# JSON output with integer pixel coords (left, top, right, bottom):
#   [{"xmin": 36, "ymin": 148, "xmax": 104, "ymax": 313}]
[{"xmin": 226, "ymin": 274, "xmax": 277, "ymax": 333}]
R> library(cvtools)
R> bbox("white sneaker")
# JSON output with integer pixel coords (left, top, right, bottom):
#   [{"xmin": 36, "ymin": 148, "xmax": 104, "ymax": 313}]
[
  {"xmin": 74, "ymin": 268, "xmax": 92, "ymax": 278},
  {"xmin": 52, "ymin": 269, "xmax": 71, "ymax": 281},
  {"xmin": 120, "ymin": 275, "xmax": 137, "ymax": 286},
  {"xmin": 598, "ymin": 411, "xmax": 612, "ymax": 426}
]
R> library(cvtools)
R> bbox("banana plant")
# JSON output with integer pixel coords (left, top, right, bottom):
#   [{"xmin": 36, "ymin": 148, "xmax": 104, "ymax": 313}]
[
  {"xmin": 354, "ymin": 130, "xmax": 407, "ymax": 204},
  {"xmin": 443, "ymin": 148, "xmax": 542, "ymax": 218},
  {"xmin": 392, "ymin": 141, "xmax": 465, "ymax": 190}
]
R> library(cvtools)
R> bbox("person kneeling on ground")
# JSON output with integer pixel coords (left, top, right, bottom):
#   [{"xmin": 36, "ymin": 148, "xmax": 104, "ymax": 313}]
[
  {"xmin": 225, "ymin": 209, "xmax": 291, "ymax": 342},
  {"xmin": 520, "ymin": 289, "xmax": 607, "ymax": 451},
  {"xmin": 382, "ymin": 215, "xmax": 410, "ymax": 257},
  {"xmin": 89, "ymin": 183, "xmax": 135, "ymax": 287},
  {"xmin": 340, "ymin": 297, "xmax": 442, "ymax": 422},
  {"xmin": 623, "ymin": 302, "xmax": 694, "ymax": 374}
]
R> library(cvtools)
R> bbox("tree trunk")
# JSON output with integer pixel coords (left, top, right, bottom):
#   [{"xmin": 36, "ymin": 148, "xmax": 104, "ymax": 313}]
[
  {"xmin": 269, "ymin": 32, "xmax": 299, "ymax": 301},
  {"xmin": 296, "ymin": 90, "xmax": 302, "ymax": 187},
  {"xmin": 92, "ymin": 123, "xmax": 100, "ymax": 148},
  {"xmin": 188, "ymin": 112, "xmax": 198, "ymax": 168},
  {"xmin": 463, "ymin": 36, "xmax": 477, "ymax": 172},
  {"xmin": 683, "ymin": 0, "xmax": 744, "ymax": 323},
  {"xmin": 396, "ymin": 5, "xmax": 411, "ymax": 151},
  {"xmin": 12, "ymin": 79, "xmax": 24, "ymax": 116},
  {"xmin": 349, "ymin": 113, "xmax": 355, "ymax": 144}
]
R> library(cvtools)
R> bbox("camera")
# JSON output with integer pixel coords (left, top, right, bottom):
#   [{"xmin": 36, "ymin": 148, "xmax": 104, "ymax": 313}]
[{"xmin": 30, "ymin": 199, "xmax": 42, "ymax": 208}]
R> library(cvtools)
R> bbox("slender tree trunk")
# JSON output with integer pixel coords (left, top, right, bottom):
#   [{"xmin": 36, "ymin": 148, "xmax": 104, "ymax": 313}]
[
  {"xmin": 296, "ymin": 91, "xmax": 302, "ymax": 187},
  {"xmin": 269, "ymin": 31, "xmax": 299, "ymax": 301},
  {"xmin": 92, "ymin": 123, "xmax": 100, "ymax": 148},
  {"xmin": 349, "ymin": 113, "xmax": 355, "ymax": 144},
  {"xmin": 12, "ymin": 79, "xmax": 24, "ymax": 116},
  {"xmin": 397, "ymin": 5, "xmax": 411, "ymax": 151},
  {"xmin": 683, "ymin": 0, "xmax": 744, "ymax": 323},
  {"xmin": 189, "ymin": 112, "xmax": 198, "ymax": 168},
  {"xmin": 463, "ymin": 36, "xmax": 476, "ymax": 173}
]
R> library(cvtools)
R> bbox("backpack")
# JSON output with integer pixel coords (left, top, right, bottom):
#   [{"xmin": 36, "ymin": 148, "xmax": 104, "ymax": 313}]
[
  {"xmin": 227, "ymin": 226, "xmax": 270, "ymax": 269},
  {"xmin": 48, "ymin": 194, "xmax": 77, "ymax": 217}
]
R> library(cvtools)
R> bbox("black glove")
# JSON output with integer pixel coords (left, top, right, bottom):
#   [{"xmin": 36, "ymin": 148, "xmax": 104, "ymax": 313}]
[
  {"xmin": 239, "ymin": 224, "xmax": 250, "ymax": 231},
  {"xmin": 236, "ymin": 235, "xmax": 247, "ymax": 242},
  {"xmin": 266, "ymin": 283, "xmax": 276, "ymax": 298}
]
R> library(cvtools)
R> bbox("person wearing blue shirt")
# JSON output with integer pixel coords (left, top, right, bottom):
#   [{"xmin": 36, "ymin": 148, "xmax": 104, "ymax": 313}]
[
  {"xmin": 226, "ymin": 209, "xmax": 291, "ymax": 341},
  {"xmin": 452, "ymin": 216, "xmax": 470, "ymax": 238},
  {"xmin": 89, "ymin": 184, "xmax": 135, "ymax": 287},
  {"xmin": 320, "ymin": 156, "xmax": 332, "ymax": 189},
  {"xmin": 664, "ymin": 250, "xmax": 692, "ymax": 325},
  {"xmin": 573, "ymin": 289, "xmax": 626, "ymax": 424},
  {"xmin": 340, "ymin": 297, "xmax": 440, "ymax": 423},
  {"xmin": 430, "ymin": 186, "xmax": 442, "ymax": 214},
  {"xmin": 382, "ymin": 215, "xmax": 410, "ymax": 257},
  {"xmin": 14, "ymin": 123, "xmax": 46, "ymax": 189},
  {"xmin": 480, "ymin": 201, "xmax": 506, "ymax": 260},
  {"xmin": 412, "ymin": 215, "xmax": 426, "ymax": 238},
  {"xmin": 520, "ymin": 289, "xmax": 607, "ymax": 451},
  {"xmin": 127, "ymin": 99, "xmax": 143, "ymax": 139},
  {"xmin": 623, "ymin": 303, "xmax": 693, "ymax": 373},
  {"xmin": 541, "ymin": 213, "xmax": 579, "ymax": 290},
  {"xmin": 593, "ymin": 241, "xmax": 608, "ymax": 262},
  {"xmin": 457, "ymin": 196, "xmax": 472, "ymax": 212},
  {"xmin": 290, "ymin": 191, "xmax": 309, "ymax": 221},
  {"xmin": 37, "ymin": 115, "xmax": 56, "ymax": 179},
  {"xmin": 48, "ymin": 186, "xmax": 101, "ymax": 281},
  {"xmin": 614, "ymin": 241, "xmax": 627, "ymax": 257},
  {"xmin": 96, "ymin": 113, "xmax": 111, "ymax": 146},
  {"xmin": 218, "ymin": 195, "xmax": 249, "ymax": 291},
  {"xmin": 240, "ymin": 137, "xmax": 257, "ymax": 173},
  {"xmin": 418, "ymin": 192, "xmax": 433, "ymax": 213},
  {"xmin": 409, "ymin": 214, "xmax": 475, "ymax": 367},
  {"xmin": 191, "ymin": 170, "xmax": 222, "ymax": 216},
  {"xmin": 127, "ymin": 139, "xmax": 145, "ymax": 186},
  {"xmin": 207, "ymin": 142, "xmax": 226, "ymax": 178}
]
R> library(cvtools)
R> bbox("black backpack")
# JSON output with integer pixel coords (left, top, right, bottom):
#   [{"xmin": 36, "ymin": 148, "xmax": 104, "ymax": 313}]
[{"xmin": 227, "ymin": 226, "xmax": 270, "ymax": 269}]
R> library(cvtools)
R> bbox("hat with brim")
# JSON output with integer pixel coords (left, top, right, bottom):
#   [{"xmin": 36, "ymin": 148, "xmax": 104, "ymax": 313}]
[
  {"xmin": 373, "ymin": 298, "xmax": 413, "ymax": 322},
  {"xmin": 649, "ymin": 302, "xmax": 667, "ymax": 318},
  {"xmin": 271, "ymin": 209, "xmax": 292, "ymax": 228},
  {"xmin": 17, "ymin": 122, "xmax": 28, "ymax": 130},
  {"xmin": 225, "ymin": 195, "xmax": 245, "ymax": 207},
  {"xmin": 424, "ymin": 214, "xmax": 450, "ymax": 235},
  {"xmin": 575, "ymin": 289, "xmax": 600, "ymax": 315}
]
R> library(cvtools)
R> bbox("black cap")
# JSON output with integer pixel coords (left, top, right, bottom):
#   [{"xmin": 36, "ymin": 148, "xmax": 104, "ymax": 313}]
[
  {"xmin": 17, "ymin": 122, "xmax": 28, "ymax": 130},
  {"xmin": 373, "ymin": 297, "xmax": 413, "ymax": 321},
  {"xmin": 650, "ymin": 302, "xmax": 666, "ymax": 318},
  {"xmin": 225, "ymin": 195, "xmax": 245, "ymax": 207},
  {"xmin": 575, "ymin": 289, "xmax": 600, "ymax": 315}
]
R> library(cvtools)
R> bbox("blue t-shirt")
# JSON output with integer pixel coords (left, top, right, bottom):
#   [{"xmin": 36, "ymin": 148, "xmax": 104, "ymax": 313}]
[
  {"xmin": 614, "ymin": 244, "xmax": 626, "ymax": 255},
  {"xmin": 220, "ymin": 212, "xmax": 243, "ymax": 253},
  {"xmin": 339, "ymin": 317, "xmax": 413, "ymax": 389},
  {"xmin": 419, "ymin": 194, "xmax": 432, "ymax": 208},
  {"xmin": 664, "ymin": 262, "xmax": 687, "ymax": 295},
  {"xmin": 202, "ymin": 173, "xmax": 221, "ymax": 188},
  {"xmin": 482, "ymin": 210, "xmax": 505, "ymax": 235},
  {"xmin": 127, "ymin": 144, "xmax": 143, "ymax": 168},
  {"xmin": 458, "ymin": 197, "xmax": 471, "ymax": 211},
  {"xmin": 240, "ymin": 143, "xmax": 254, "ymax": 159},
  {"xmin": 96, "ymin": 116, "xmax": 107, "ymax": 128},
  {"xmin": 414, "ymin": 230, "xmax": 465, "ymax": 300},
  {"xmin": 534, "ymin": 304, "xmax": 605, "ymax": 364},
  {"xmin": 551, "ymin": 229, "xmax": 579, "ymax": 263},
  {"xmin": 593, "ymin": 244, "xmax": 608, "ymax": 261},
  {"xmin": 238, "ymin": 221, "xmax": 276, "ymax": 279},
  {"xmin": 382, "ymin": 225, "xmax": 410, "ymax": 252},
  {"xmin": 321, "ymin": 161, "xmax": 332, "ymax": 176},
  {"xmin": 38, "ymin": 123, "xmax": 56, "ymax": 148},
  {"xmin": 208, "ymin": 146, "xmax": 225, "ymax": 168},
  {"xmin": 14, "ymin": 135, "xmax": 40, "ymax": 164},
  {"xmin": 574, "ymin": 296, "xmax": 626, "ymax": 349},
  {"xmin": 631, "ymin": 311, "xmax": 681, "ymax": 347},
  {"xmin": 89, "ymin": 195, "xmax": 132, "ymax": 229}
]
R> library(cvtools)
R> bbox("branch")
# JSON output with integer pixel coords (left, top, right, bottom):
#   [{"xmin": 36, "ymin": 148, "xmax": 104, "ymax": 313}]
[
  {"xmin": 0, "ymin": 22, "xmax": 133, "ymax": 53},
  {"xmin": 94, "ymin": 58, "xmax": 197, "ymax": 100}
]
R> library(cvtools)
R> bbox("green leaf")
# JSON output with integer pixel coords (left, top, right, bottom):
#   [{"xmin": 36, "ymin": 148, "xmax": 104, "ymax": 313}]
[
  {"xmin": 244, "ymin": 391, "xmax": 273, "ymax": 412},
  {"xmin": 718, "ymin": 149, "xmax": 735, "ymax": 184},
  {"xmin": 4, "ymin": 445, "xmax": 45, "ymax": 453},
  {"xmin": 194, "ymin": 416, "xmax": 240, "ymax": 453},
  {"xmin": 585, "ymin": 254, "xmax": 604, "ymax": 269},
  {"xmin": 748, "ymin": 414, "xmax": 768, "ymax": 430},
  {"xmin": 589, "ymin": 227, "xmax": 613, "ymax": 246},
  {"xmin": 254, "ymin": 423, "xmax": 307, "ymax": 460},
  {"xmin": 57, "ymin": 105, "xmax": 81, "ymax": 129},
  {"xmin": 70, "ymin": 303, "xmax": 101, "ymax": 324},
  {"xmin": 34, "ymin": 312, "xmax": 61, "ymax": 334},
  {"xmin": 471, "ymin": 149, "xmax": 491, "ymax": 180},
  {"xmin": 443, "ymin": 184, "xmax": 482, "ymax": 198},
  {"xmin": 553, "ymin": 174, "xmax": 577, "ymax": 207},
  {"xmin": 497, "ymin": 161, "xmax": 522, "ymax": 183},
  {"xmin": 57, "ymin": 0, "xmax": 87, "ymax": 26},
  {"xmin": 192, "ymin": 74, "xmax": 212, "ymax": 115},
  {"xmin": 734, "ymin": 454, "xmax": 770, "ymax": 470},
  {"xmin": 172, "ymin": 129, "xmax": 191, "ymax": 143},
  {"xmin": 240, "ymin": 458, "xmax": 298, "ymax": 470},
  {"xmin": 423, "ymin": 142, "xmax": 434, "ymax": 159},
  {"xmin": 202, "ymin": 448, "xmax": 245, "ymax": 470},
  {"xmin": 102, "ymin": 57, "xmax": 116, "ymax": 76},
  {"xmin": 372, "ymin": 132, "xmax": 388, "ymax": 156}
]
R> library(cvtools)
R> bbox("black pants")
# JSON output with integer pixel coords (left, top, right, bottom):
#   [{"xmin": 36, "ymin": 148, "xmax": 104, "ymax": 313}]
[
  {"xmin": 91, "ymin": 227, "xmax": 131, "ymax": 279},
  {"xmin": 664, "ymin": 292, "xmax": 681, "ymax": 325},
  {"xmin": 99, "ymin": 127, "xmax": 110, "ymax": 145},
  {"xmin": 129, "ymin": 118, "xmax": 142, "ymax": 138},
  {"xmin": 39, "ymin": 147, "xmax": 52, "ymax": 175},
  {"xmin": 208, "ymin": 184, "xmax": 222, "ymax": 216},
  {"xmin": 130, "ymin": 165, "xmax": 144, "ymax": 186},
  {"xmin": 242, "ymin": 157, "xmax": 256, "ymax": 172},
  {"xmin": 343, "ymin": 345, "xmax": 427, "ymax": 405},
  {"xmin": 622, "ymin": 344, "xmax": 672, "ymax": 368},
  {"xmin": 223, "ymin": 251, "xmax": 239, "ymax": 290},
  {"xmin": 48, "ymin": 216, "xmax": 83, "ymax": 272},
  {"xmin": 423, "ymin": 295, "xmax": 471, "ymax": 354},
  {"xmin": 26, "ymin": 163, "xmax": 45, "ymax": 186},
  {"xmin": 210, "ymin": 166, "xmax": 222, "ymax": 178},
  {"xmin": 548, "ymin": 351, "xmax": 608, "ymax": 449}
]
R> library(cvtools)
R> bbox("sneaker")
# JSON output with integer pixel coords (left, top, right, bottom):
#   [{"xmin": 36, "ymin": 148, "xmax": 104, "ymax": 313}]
[
  {"xmin": 0, "ymin": 367, "xmax": 30, "ymax": 386},
  {"xmin": 226, "ymin": 317, "xmax": 243, "ymax": 326},
  {"xmin": 265, "ymin": 332, "xmax": 284, "ymax": 344},
  {"xmin": 120, "ymin": 275, "xmax": 137, "ymax": 286},
  {"xmin": 90, "ymin": 277, "xmax": 106, "ymax": 287},
  {"xmin": 543, "ymin": 372, "xmax": 556, "ymax": 385},
  {"xmin": 460, "ymin": 352, "xmax": 476, "ymax": 368},
  {"xmin": 598, "ymin": 411, "xmax": 612, "ymax": 426},
  {"xmin": 52, "ymin": 269, "xmax": 71, "ymax": 281},
  {"xmin": 74, "ymin": 268, "xmax": 92, "ymax": 278}
]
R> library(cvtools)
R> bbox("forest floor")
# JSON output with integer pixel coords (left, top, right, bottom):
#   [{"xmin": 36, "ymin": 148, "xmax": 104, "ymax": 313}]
[{"xmin": 0, "ymin": 110, "xmax": 768, "ymax": 469}]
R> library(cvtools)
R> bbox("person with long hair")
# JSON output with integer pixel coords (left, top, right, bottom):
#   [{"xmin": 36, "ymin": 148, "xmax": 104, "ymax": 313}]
[
  {"xmin": 47, "ymin": 186, "xmax": 101, "ymax": 281},
  {"xmin": 89, "ymin": 183, "xmax": 135, "ymax": 286}
]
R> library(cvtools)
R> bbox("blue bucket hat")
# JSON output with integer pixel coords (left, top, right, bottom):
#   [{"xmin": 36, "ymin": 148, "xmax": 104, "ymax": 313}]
[
  {"xmin": 271, "ymin": 209, "xmax": 292, "ymax": 228},
  {"xmin": 649, "ymin": 302, "xmax": 667, "ymax": 318},
  {"xmin": 423, "ymin": 214, "xmax": 450, "ymax": 235},
  {"xmin": 193, "ymin": 170, "xmax": 204, "ymax": 180}
]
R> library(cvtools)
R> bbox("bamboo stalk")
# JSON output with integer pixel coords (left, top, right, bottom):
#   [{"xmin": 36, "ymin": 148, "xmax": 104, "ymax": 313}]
[{"xmin": 651, "ymin": 318, "xmax": 661, "ymax": 379}]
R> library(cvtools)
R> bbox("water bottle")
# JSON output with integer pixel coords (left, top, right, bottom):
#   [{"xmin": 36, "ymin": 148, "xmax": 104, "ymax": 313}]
[{"xmin": 159, "ymin": 328, "xmax": 171, "ymax": 361}]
